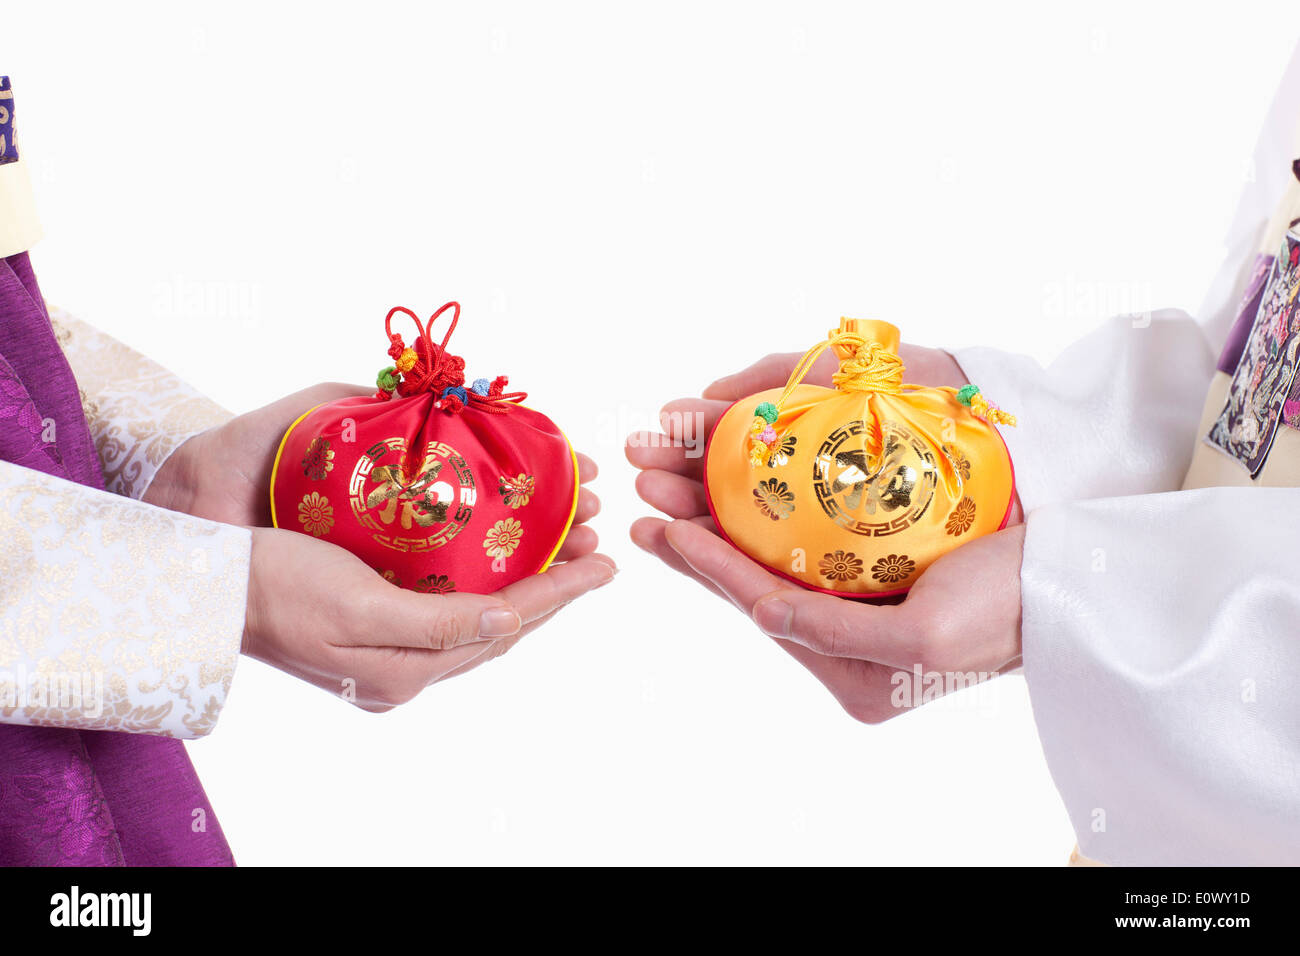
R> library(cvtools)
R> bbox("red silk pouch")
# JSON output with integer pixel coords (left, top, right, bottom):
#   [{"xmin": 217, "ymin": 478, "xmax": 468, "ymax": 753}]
[{"xmin": 270, "ymin": 303, "xmax": 578, "ymax": 594}]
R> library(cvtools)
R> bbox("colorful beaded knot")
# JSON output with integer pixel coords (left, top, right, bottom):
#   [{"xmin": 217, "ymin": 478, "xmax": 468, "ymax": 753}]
[
  {"xmin": 748, "ymin": 403, "xmax": 785, "ymax": 466},
  {"xmin": 956, "ymin": 384, "xmax": 1017, "ymax": 427},
  {"xmin": 394, "ymin": 348, "xmax": 418, "ymax": 374},
  {"xmin": 373, "ymin": 303, "xmax": 527, "ymax": 414}
]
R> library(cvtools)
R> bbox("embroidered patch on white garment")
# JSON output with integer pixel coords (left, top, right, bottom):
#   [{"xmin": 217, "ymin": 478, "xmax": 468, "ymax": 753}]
[{"xmin": 1207, "ymin": 230, "xmax": 1300, "ymax": 475}]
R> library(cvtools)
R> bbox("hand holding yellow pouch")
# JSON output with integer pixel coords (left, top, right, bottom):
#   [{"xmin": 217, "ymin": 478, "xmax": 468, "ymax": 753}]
[{"xmin": 703, "ymin": 318, "xmax": 1017, "ymax": 598}]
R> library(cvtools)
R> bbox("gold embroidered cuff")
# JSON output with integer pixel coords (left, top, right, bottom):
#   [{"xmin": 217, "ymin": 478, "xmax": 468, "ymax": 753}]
[
  {"xmin": 0, "ymin": 461, "xmax": 250, "ymax": 737},
  {"xmin": 51, "ymin": 308, "xmax": 232, "ymax": 499}
]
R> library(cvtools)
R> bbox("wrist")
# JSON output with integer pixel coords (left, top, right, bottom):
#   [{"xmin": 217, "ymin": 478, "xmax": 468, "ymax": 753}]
[
  {"xmin": 141, "ymin": 432, "xmax": 204, "ymax": 513},
  {"xmin": 241, "ymin": 527, "xmax": 268, "ymax": 658},
  {"xmin": 1004, "ymin": 521, "xmax": 1026, "ymax": 663}
]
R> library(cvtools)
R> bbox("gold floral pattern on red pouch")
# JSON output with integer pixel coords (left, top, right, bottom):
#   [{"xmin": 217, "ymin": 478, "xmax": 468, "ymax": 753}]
[
  {"xmin": 483, "ymin": 518, "xmax": 523, "ymax": 558},
  {"xmin": 498, "ymin": 473, "xmax": 535, "ymax": 508},
  {"xmin": 302, "ymin": 437, "xmax": 335, "ymax": 480},
  {"xmin": 298, "ymin": 492, "xmax": 335, "ymax": 537}
]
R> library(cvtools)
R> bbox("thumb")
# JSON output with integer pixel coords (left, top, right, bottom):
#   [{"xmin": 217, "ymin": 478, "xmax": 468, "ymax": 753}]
[
  {"xmin": 357, "ymin": 587, "xmax": 522, "ymax": 651},
  {"xmin": 702, "ymin": 350, "xmax": 837, "ymax": 400},
  {"xmin": 751, "ymin": 588, "xmax": 915, "ymax": 668}
]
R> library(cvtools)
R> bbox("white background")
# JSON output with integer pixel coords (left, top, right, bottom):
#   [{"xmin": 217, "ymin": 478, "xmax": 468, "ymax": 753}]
[{"xmin": 8, "ymin": 2, "xmax": 1299, "ymax": 864}]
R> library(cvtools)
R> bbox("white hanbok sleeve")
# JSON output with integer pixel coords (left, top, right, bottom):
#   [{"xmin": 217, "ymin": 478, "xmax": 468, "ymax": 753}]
[
  {"xmin": 953, "ymin": 311, "xmax": 1215, "ymax": 511},
  {"xmin": 1022, "ymin": 488, "xmax": 1300, "ymax": 865},
  {"xmin": 0, "ymin": 460, "xmax": 249, "ymax": 738},
  {"xmin": 50, "ymin": 308, "xmax": 230, "ymax": 500},
  {"xmin": 944, "ymin": 42, "xmax": 1300, "ymax": 864}
]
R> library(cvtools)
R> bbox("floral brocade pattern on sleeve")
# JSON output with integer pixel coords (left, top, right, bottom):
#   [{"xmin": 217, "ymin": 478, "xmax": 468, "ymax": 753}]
[
  {"xmin": 0, "ymin": 461, "xmax": 250, "ymax": 737},
  {"xmin": 49, "ymin": 308, "xmax": 231, "ymax": 500}
]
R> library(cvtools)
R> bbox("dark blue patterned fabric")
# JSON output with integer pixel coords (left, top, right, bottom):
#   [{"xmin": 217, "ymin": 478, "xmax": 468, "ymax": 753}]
[{"xmin": 0, "ymin": 76, "xmax": 17, "ymax": 165}]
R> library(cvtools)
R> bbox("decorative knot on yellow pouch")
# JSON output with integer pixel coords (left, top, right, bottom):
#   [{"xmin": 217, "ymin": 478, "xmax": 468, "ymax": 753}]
[{"xmin": 706, "ymin": 317, "xmax": 1017, "ymax": 598}]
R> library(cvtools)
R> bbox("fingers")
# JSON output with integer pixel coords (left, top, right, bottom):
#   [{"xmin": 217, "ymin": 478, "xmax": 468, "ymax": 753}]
[
  {"xmin": 367, "ymin": 588, "xmax": 525, "ymax": 651},
  {"xmin": 634, "ymin": 469, "xmax": 711, "ymax": 520},
  {"xmin": 256, "ymin": 384, "xmax": 374, "ymax": 448},
  {"xmin": 575, "ymin": 487, "xmax": 600, "ymax": 524},
  {"xmin": 624, "ymin": 398, "xmax": 727, "ymax": 479},
  {"xmin": 703, "ymin": 352, "xmax": 801, "ymax": 399},
  {"xmin": 350, "ymin": 639, "xmax": 508, "ymax": 710},
  {"xmin": 703, "ymin": 345, "xmax": 949, "ymax": 402},
  {"xmin": 418, "ymin": 639, "xmax": 507, "ymax": 685},
  {"xmin": 1005, "ymin": 492, "xmax": 1024, "ymax": 527},
  {"xmin": 750, "ymin": 587, "xmax": 916, "ymax": 669},
  {"xmin": 436, "ymin": 552, "xmax": 618, "ymax": 682},
  {"xmin": 897, "ymin": 344, "xmax": 969, "ymax": 389},
  {"xmin": 493, "ymin": 552, "xmax": 617, "ymax": 625},
  {"xmin": 353, "ymin": 553, "xmax": 616, "ymax": 702},
  {"xmin": 553, "ymin": 453, "xmax": 600, "ymax": 561},
  {"xmin": 687, "ymin": 513, "xmax": 719, "ymax": 535},
  {"xmin": 554, "ymin": 523, "xmax": 598, "ymax": 562},
  {"xmin": 294, "ymin": 381, "xmax": 376, "ymax": 406},
  {"xmin": 373, "ymin": 455, "xmax": 604, "ymax": 648},
  {"xmin": 702, "ymin": 350, "xmax": 836, "ymax": 400},
  {"xmin": 624, "ymin": 431, "xmax": 708, "ymax": 480},
  {"xmin": 629, "ymin": 516, "xmax": 728, "ymax": 601},
  {"xmin": 661, "ymin": 517, "xmax": 788, "ymax": 614},
  {"xmin": 430, "ymin": 638, "xmax": 514, "ymax": 685},
  {"xmin": 433, "ymin": 593, "xmax": 576, "ymax": 684},
  {"xmin": 658, "ymin": 398, "xmax": 730, "ymax": 445},
  {"xmin": 348, "ymin": 554, "xmax": 615, "ymax": 706},
  {"xmin": 256, "ymin": 384, "xmax": 373, "ymax": 435}
]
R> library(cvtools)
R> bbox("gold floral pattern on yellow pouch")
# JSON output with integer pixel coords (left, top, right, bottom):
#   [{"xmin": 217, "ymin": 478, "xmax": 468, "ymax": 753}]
[
  {"xmin": 753, "ymin": 478, "xmax": 795, "ymax": 520},
  {"xmin": 945, "ymin": 496, "xmax": 976, "ymax": 536},
  {"xmin": 942, "ymin": 443, "xmax": 972, "ymax": 482},
  {"xmin": 765, "ymin": 435, "xmax": 797, "ymax": 468},
  {"xmin": 819, "ymin": 550, "xmax": 863, "ymax": 582},
  {"xmin": 871, "ymin": 553, "xmax": 915, "ymax": 584}
]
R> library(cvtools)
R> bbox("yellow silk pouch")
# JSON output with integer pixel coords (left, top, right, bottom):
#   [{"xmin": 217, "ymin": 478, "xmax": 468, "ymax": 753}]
[{"xmin": 704, "ymin": 318, "xmax": 1017, "ymax": 597}]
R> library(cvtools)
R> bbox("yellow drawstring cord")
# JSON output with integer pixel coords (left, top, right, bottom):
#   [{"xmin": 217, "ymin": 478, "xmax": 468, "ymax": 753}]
[{"xmin": 747, "ymin": 329, "xmax": 1015, "ymax": 467}]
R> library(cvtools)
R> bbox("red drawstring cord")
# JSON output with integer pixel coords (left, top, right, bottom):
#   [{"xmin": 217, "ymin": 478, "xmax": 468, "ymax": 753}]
[{"xmin": 376, "ymin": 302, "xmax": 527, "ymax": 414}]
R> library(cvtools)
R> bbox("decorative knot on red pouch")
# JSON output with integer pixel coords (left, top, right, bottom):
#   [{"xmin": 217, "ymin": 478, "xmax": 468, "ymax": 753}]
[
  {"xmin": 273, "ymin": 301, "xmax": 579, "ymax": 594},
  {"xmin": 375, "ymin": 303, "xmax": 527, "ymax": 414}
]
